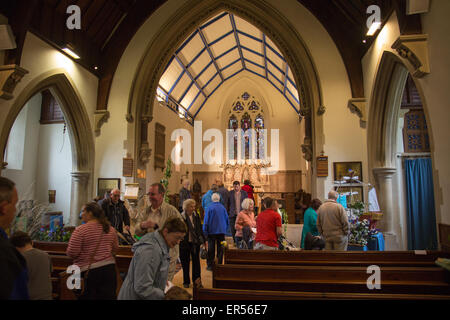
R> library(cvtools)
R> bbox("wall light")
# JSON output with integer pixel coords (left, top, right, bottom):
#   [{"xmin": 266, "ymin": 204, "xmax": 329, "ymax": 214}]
[
  {"xmin": 62, "ymin": 45, "xmax": 80, "ymax": 60},
  {"xmin": 367, "ymin": 22, "xmax": 381, "ymax": 36}
]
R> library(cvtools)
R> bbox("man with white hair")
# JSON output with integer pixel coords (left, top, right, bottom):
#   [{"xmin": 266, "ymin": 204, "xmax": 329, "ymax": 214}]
[
  {"xmin": 317, "ymin": 190, "xmax": 350, "ymax": 250},
  {"xmin": 202, "ymin": 193, "xmax": 229, "ymax": 270}
]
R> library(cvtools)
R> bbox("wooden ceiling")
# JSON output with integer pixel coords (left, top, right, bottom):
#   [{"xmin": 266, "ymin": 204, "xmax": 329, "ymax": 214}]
[{"xmin": 1, "ymin": 0, "xmax": 421, "ymax": 111}]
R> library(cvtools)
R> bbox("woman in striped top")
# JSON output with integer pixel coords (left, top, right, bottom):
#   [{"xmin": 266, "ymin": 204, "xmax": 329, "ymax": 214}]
[{"xmin": 66, "ymin": 202, "xmax": 119, "ymax": 300}]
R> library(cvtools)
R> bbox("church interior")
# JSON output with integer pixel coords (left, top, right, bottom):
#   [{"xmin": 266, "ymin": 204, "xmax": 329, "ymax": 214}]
[{"xmin": 1, "ymin": 0, "xmax": 449, "ymax": 300}]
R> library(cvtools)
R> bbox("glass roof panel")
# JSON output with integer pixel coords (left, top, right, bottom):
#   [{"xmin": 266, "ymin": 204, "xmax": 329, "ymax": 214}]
[{"xmin": 157, "ymin": 11, "xmax": 300, "ymax": 124}]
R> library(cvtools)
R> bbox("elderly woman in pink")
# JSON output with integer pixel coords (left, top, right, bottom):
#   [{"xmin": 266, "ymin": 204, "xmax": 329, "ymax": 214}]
[{"xmin": 235, "ymin": 198, "xmax": 257, "ymax": 249}]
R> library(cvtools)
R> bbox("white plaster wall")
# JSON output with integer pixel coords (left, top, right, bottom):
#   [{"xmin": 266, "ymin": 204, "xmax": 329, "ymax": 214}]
[
  {"xmin": 2, "ymin": 92, "xmax": 73, "ymax": 223},
  {"xmin": 0, "ymin": 32, "xmax": 98, "ymax": 130},
  {"xmin": 3, "ymin": 94, "xmax": 41, "ymax": 200},
  {"xmin": 362, "ymin": 5, "xmax": 450, "ymax": 225},
  {"xmin": 195, "ymin": 71, "xmax": 305, "ymax": 174},
  {"xmin": 265, "ymin": 0, "xmax": 362, "ymax": 200},
  {"xmin": 419, "ymin": 0, "xmax": 450, "ymax": 225},
  {"xmin": 95, "ymin": 0, "xmax": 190, "ymax": 193},
  {"xmin": 35, "ymin": 123, "xmax": 72, "ymax": 223},
  {"xmin": 146, "ymin": 97, "xmax": 194, "ymax": 194}
]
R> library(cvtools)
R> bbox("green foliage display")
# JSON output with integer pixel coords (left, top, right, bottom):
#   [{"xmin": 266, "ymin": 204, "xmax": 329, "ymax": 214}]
[{"xmin": 160, "ymin": 158, "xmax": 173, "ymax": 203}]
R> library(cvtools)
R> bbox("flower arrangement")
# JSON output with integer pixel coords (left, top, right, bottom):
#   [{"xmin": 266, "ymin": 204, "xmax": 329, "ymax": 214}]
[
  {"xmin": 347, "ymin": 201, "xmax": 370, "ymax": 246},
  {"xmin": 37, "ymin": 225, "xmax": 72, "ymax": 242}
]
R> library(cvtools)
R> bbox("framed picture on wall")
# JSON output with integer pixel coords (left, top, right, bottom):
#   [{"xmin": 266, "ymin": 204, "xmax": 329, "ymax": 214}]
[
  {"xmin": 334, "ymin": 186, "xmax": 364, "ymax": 206},
  {"xmin": 333, "ymin": 161, "xmax": 363, "ymax": 183},
  {"xmin": 97, "ymin": 178, "xmax": 121, "ymax": 198}
]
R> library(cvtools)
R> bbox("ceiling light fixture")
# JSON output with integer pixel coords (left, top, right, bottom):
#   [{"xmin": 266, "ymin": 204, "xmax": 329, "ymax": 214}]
[
  {"xmin": 367, "ymin": 22, "xmax": 381, "ymax": 36},
  {"xmin": 62, "ymin": 44, "xmax": 80, "ymax": 59}
]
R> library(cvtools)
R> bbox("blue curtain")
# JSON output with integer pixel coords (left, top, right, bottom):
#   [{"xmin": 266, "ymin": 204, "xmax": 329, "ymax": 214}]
[{"xmin": 404, "ymin": 158, "xmax": 438, "ymax": 250}]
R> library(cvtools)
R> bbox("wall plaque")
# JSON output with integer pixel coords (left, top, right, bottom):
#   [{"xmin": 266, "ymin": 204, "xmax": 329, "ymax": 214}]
[
  {"xmin": 123, "ymin": 158, "xmax": 133, "ymax": 177},
  {"xmin": 316, "ymin": 156, "xmax": 328, "ymax": 177}
]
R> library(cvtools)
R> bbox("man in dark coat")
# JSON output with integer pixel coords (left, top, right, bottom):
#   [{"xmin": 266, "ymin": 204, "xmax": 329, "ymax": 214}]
[
  {"xmin": 101, "ymin": 188, "xmax": 131, "ymax": 235},
  {"xmin": 227, "ymin": 181, "xmax": 248, "ymax": 241}
]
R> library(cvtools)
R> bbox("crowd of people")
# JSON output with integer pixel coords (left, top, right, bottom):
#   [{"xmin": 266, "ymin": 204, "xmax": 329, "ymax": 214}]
[{"xmin": 1, "ymin": 173, "xmax": 351, "ymax": 300}]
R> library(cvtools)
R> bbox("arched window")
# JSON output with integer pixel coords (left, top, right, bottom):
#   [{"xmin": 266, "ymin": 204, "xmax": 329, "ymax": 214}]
[{"xmin": 226, "ymin": 93, "xmax": 266, "ymax": 162}]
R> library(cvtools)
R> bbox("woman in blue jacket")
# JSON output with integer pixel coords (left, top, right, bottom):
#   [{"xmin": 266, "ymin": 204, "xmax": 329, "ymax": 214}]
[{"xmin": 301, "ymin": 199, "xmax": 322, "ymax": 249}]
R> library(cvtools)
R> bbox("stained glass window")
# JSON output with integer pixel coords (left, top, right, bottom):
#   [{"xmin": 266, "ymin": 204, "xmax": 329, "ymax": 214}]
[
  {"xmin": 228, "ymin": 115, "xmax": 238, "ymax": 160},
  {"xmin": 248, "ymin": 100, "xmax": 259, "ymax": 111},
  {"xmin": 255, "ymin": 114, "xmax": 265, "ymax": 159},
  {"xmin": 233, "ymin": 101, "xmax": 244, "ymax": 113},
  {"xmin": 227, "ymin": 93, "xmax": 266, "ymax": 162}
]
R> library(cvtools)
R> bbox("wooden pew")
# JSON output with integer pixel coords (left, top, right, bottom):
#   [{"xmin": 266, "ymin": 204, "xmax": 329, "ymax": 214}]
[
  {"xmin": 49, "ymin": 254, "xmax": 131, "ymax": 273},
  {"xmin": 212, "ymin": 264, "xmax": 450, "ymax": 295},
  {"xmin": 33, "ymin": 241, "xmax": 133, "ymax": 256},
  {"xmin": 49, "ymin": 254, "xmax": 131, "ymax": 300},
  {"xmin": 224, "ymin": 249, "xmax": 449, "ymax": 267},
  {"xmin": 194, "ymin": 287, "xmax": 450, "ymax": 300}
]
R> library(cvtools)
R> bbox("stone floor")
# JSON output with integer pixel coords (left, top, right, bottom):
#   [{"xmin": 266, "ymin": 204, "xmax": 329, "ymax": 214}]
[{"xmin": 171, "ymin": 237, "xmax": 236, "ymax": 295}]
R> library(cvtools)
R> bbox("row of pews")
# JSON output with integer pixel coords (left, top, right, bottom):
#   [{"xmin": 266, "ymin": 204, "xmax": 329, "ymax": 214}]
[
  {"xmin": 33, "ymin": 241, "xmax": 133, "ymax": 300},
  {"xmin": 193, "ymin": 249, "xmax": 450, "ymax": 300},
  {"xmin": 34, "ymin": 240, "xmax": 450, "ymax": 300}
]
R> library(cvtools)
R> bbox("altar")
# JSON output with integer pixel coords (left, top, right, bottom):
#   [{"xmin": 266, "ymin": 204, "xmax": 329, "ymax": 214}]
[{"xmin": 221, "ymin": 161, "xmax": 270, "ymax": 191}]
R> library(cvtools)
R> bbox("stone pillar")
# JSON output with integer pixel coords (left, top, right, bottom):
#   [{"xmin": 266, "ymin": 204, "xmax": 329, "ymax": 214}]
[
  {"xmin": 372, "ymin": 167, "xmax": 397, "ymax": 233},
  {"xmin": 69, "ymin": 171, "xmax": 90, "ymax": 226}
]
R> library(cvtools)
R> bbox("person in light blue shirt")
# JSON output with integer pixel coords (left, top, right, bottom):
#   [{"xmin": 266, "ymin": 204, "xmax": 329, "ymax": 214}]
[
  {"xmin": 201, "ymin": 184, "xmax": 222, "ymax": 210},
  {"xmin": 301, "ymin": 198, "xmax": 322, "ymax": 249}
]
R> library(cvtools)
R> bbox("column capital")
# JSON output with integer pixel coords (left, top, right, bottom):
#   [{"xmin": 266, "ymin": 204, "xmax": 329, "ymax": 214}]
[
  {"xmin": 70, "ymin": 171, "xmax": 90, "ymax": 180},
  {"xmin": 372, "ymin": 167, "xmax": 397, "ymax": 178}
]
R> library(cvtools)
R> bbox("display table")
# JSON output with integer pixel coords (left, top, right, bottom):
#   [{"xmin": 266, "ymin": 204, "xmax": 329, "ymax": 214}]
[
  {"xmin": 348, "ymin": 233, "xmax": 384, "ymax": 251},
  {"xmin": 348, "ymin": 244, "xmax": 368, "ymax": 251},
  {"xmin": 367, "ymin": 232, "xmax": 385, "ymax": 251}
]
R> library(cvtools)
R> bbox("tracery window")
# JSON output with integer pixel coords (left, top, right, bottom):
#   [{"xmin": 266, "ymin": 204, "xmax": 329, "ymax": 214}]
[{"xmin": 227, "ymin": 92, "xmax": 266, "ymax": 162}]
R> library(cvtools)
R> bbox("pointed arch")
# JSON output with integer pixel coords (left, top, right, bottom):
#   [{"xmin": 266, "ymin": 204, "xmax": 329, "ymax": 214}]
[
  {"xmin": 127, "ymin": 0, "xmax": 322, "ymax": 192},
  {"xmin": 0, "ymin": 69, "xmax": 95, "ymax": 225}
]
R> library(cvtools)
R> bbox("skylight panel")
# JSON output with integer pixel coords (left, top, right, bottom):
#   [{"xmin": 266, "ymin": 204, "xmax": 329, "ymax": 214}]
[
  {"xmin": 202, "ymin": 13, "xmax": 232, "ymax": 44},
  {"xmin": 170, "ymin": 73, "xmax": 191, "ymax": 101},
  {"xmin": 234, "ymin": 15, "xmax": 261, "ymax": 39},
  {"xmin": 159, "ymin": 61, "xmax": 183, "ymax": 93},
  {"xmin": 209, "ymin": 32, "xmax": 236, "ymax": 57}
]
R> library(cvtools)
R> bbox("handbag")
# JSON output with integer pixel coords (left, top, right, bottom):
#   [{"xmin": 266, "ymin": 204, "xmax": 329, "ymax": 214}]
[
  {"xmin": 200, "ymin": 245, "xmax": 207, "ymax": 259},
  {"xmin": 74, "ymin": 231, "xmax": 104, "ymax": 297}
]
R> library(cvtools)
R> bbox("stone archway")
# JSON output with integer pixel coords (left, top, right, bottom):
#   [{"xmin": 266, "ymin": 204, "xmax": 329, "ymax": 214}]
[
  {"xmin": 0, "ymin": 69, "xmax": 95, "ymax": 226},
  {"xmin": 126, "ymin": 0, "xmax": 323, "ymax": 197},
  {"xmin": 367, "ymin": 51, "xmax": 436, "ymax": 249}
]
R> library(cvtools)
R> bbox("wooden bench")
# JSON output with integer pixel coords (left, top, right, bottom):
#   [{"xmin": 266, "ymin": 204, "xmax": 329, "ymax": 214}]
[
  {"xmin": 212, "ymin": 264, "xmax": 450, "ymax": 295},
  {"xmin": 34, "ymin": 241, "xmax": 133, "ymax": 256},
  {"xmin": 48, "ymin": 254, "xmax": 130, "ymax": 300},
  {"xmin": 193, "ymin": 287, "xmax": 450, "ymax": 300},
  {"xmin": 224, "ymin": 249, "xmax": 449, "ymax": 267},
  {"xmin": 49, "ymin": 254, "xmax": 131, "ymax": 273}
]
